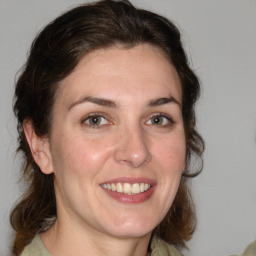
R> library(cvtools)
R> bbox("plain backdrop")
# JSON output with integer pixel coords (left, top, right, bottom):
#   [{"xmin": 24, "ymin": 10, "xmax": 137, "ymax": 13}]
[{"xmin": 0, "ymin": 1, "xmax": 256, "ymax": 255}]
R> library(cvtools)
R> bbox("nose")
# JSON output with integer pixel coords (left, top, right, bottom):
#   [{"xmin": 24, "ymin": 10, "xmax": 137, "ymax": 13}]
[{"xmin": 114, "ymin": 125, "xmax": 152, "ymax": 168}]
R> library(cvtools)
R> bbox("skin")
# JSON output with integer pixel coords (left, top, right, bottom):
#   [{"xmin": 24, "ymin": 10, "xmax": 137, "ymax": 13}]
[{"xmin": 24, "ymin": 44, "xmax": 186, "ymax": 256}]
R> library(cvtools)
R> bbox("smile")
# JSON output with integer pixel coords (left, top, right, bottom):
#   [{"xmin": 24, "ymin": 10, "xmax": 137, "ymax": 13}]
[{"xmin": 101, "ymin": 182, "xmax": 151, "ymax": 195}]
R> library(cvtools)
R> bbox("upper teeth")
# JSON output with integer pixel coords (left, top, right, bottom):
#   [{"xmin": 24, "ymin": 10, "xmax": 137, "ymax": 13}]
[{"xmin": 101, "ymin": 182, "xmax": 151, "ymax": 194}]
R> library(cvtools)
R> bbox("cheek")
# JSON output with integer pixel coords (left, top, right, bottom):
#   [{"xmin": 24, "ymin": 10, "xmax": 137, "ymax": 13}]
[
  {"xmin": 154, "ymin": 134, "xmax": 186, "ymax": 172},
  {"xmin": 51, "ymin": 135, "xmax": 113, "ymax": 178},
  {"xmin": 149, "ymin": 134, "xmax": 186, "ymax": 220}
]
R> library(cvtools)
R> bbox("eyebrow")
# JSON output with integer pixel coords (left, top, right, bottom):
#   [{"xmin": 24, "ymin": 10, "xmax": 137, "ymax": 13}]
[
  {"xmin": 68, "ymin": 96, "xmax": 118, "ymax": 110},
  {"xmin": 68, "ymin": 96, "xmax": 181, "ymax": 110},
  {"xmin": 148, "ymin": 97, "xmax": 181, "ymax": 108}
]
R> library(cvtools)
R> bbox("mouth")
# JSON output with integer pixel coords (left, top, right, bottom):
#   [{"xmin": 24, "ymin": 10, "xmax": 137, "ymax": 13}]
[
  {"xmin": 101, "ymin": 182, "xmax": 151, "ymax": 195},
  {"xmin": 100, "ymin": 178, "xmax": 155, "ymax": 203}
]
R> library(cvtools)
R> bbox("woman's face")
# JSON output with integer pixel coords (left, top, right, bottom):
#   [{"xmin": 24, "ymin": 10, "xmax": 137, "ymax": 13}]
[{"xmin": 44, "ymin": 44, "xmax": 185, "ymax": 239}]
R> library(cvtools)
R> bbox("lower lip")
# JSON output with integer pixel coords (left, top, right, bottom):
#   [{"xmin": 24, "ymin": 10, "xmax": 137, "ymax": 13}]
[{"xmin": 102, "ymin": 186, "xmax": 155, "ymax": 204}]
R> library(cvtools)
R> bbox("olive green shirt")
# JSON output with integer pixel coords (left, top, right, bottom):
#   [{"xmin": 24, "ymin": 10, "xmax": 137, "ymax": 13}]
[
  {"xmin": 20, "ymin": 235, "xmax": 183, "ymax": 256},
  {"xmin": 230, "ymin": 240, "xmax": 256, "ymax": 256},
  {"xmin": 20, "ymin": 235, "xmax": 256, "ymax": 256}
]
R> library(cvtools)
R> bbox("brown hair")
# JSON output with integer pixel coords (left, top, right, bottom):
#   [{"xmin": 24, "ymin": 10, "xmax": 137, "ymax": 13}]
[{"xmin": 11, "ymin": 0, "xmax": 204, "ymax": 255}]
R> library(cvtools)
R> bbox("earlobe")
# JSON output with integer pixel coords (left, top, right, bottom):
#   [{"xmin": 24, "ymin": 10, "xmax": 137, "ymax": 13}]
[{"xmin": 23, "ymin": 119, "xmax": 53, "ymax": 175}]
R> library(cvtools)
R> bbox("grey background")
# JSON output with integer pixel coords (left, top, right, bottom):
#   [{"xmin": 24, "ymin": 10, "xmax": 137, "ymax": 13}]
[{"xmin": 1, "ymin": 0, "xmax": 256, "ymax": 255}]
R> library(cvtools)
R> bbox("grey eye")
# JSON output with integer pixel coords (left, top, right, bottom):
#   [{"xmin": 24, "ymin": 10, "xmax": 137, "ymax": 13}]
[
  {"xmin": 151, "ymin": 116, "xmax": 164, "ymax": 125},
  {"xmin": 84, "ymin": 115, "xmax": 108, "ymax": 126},
  {"xmin": 146, "ymin": 114, "xmax": 174, "ymax": 127}
]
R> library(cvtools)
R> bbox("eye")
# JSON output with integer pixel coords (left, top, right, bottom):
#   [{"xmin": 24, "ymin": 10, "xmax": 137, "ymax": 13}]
[
  {"xmin": 82, "ymin": 114, "xmax": 109, "ymax": 127},
  {"xmin": 146, "ymin": 114, "xmax": 174, "ymax": 127}
]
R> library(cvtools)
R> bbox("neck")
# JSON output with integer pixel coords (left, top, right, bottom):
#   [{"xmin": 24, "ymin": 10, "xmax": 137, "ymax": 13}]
[{"xmin": 41, "ymin": 219, "xmax": 152, "ymax": 256}]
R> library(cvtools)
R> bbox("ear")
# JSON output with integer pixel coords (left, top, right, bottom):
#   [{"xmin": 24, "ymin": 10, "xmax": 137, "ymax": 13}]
[{"xmin": 23, "ymin": 119, "xmax": 53, "ymax": 174}]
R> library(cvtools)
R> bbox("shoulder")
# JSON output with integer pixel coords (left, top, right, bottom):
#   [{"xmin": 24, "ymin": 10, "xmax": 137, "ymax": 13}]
[
  {"xmin": 230, "ymin": 241, "xmax": 256, "ymax": 256},
  {"xmin": 151, "ymin": 236, "xmax": 184, "ymax": 256},
  {"xmin": 20, "ymin": 235, "xmax": 51, "ymax": 256}
]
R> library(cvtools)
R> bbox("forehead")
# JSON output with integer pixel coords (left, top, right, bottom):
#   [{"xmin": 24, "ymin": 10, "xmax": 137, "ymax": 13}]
[{"xmin": 56, "ymin": 44, "xmax": 182, "ymax": 106}]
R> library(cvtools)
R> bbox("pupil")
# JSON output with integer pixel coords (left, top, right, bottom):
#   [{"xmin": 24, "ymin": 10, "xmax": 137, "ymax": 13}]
[
  {"xmin": 153, "ymin": 116, "xmax": 162, "ymax": 124},
  {"xmin": 91, "ymin": 116, "xmax": 100, "ymax": 124}
]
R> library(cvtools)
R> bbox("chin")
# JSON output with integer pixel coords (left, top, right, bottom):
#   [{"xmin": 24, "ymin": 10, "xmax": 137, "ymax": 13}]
[{"xmin": 103, "ymin": 216, "xmax": 157, "ymax": 239}]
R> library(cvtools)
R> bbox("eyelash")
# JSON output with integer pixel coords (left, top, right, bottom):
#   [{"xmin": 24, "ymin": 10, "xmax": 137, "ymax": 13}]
[
  {"xmin": 81, "ymin": 113, "xmax": 174, "ymax": 128},
  {"xmin": 146, "ymin": 113, "xmax": 174, "ymax": 127},
  {"xmin": 82, "ymin": 113, "xmax": 110, "ymax": 128}
]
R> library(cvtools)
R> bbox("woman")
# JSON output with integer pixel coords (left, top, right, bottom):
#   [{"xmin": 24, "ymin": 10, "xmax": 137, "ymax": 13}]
[{"xmin": 10, "ymin": 0, "xmax": 204, "ymax": 255}]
